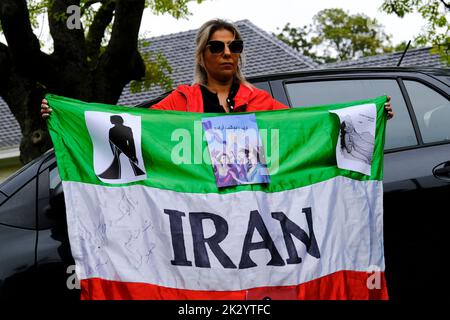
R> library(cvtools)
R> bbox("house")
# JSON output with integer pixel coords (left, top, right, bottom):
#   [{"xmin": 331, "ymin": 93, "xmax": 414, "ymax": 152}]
[
  {"xmin": 0, "ymin": 108, "xmax": 22, "ymax": 182},
  {"xmin": 2, "ymin": 23, "xmax": 448, "ymax": 182},
  {"xmin": 117, "ymin": 19, "xmax": 317, "ymax": 105},
  {"xmin": 324, "ymin": 46, "xmax": 448, "ymax": 69},
  {"xmin": 0, "ymin": 19, "xmax": 316, "ymax": 181}
]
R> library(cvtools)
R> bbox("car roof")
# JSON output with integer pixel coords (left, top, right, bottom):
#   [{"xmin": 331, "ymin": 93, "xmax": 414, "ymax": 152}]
[
  {"xmin": 139, "ymin": 67, "xmax": 450, "ymax": 108},
  {"xmin": 246, "ymin": 66, "xmax": 450, "ymax": 82}
]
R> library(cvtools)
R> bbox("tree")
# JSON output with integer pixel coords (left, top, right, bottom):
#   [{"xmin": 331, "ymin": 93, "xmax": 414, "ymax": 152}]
[
  {"xmin": 393, "ymin": 40, "xmax": 417, "ymax": 52},
  {"xmin": 275, "ymin": 8, "xmax": 394, "ymax": 64},
  {"xmin": 381, "ymin": 0, "xmax": 449, "ymax": 65},
  {"xmin": 0, "ymin": 0, "xmax": 202, "ymax": 164},
  {"xmin": 274, "ymin": 23, "xmax": 320, "ymax": 63}
]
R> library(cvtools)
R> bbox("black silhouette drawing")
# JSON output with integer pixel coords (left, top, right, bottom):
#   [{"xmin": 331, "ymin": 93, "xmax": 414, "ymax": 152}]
[
  {"xmin": 339, "ymin": 117, "xmax": 374, "ymax": 165},
  {"xmin": 98, "ymin": 115, "xmax": 145, "ymax": 179}
]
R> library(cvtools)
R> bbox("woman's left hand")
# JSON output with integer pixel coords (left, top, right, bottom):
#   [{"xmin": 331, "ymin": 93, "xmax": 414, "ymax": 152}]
[{"xmin": 385, "ymin": 96, "xmax": 394, "ymax": 120}]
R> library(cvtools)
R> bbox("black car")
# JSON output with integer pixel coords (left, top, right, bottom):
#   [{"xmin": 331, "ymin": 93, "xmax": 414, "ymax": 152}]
[{"xmin": 1, "ymin": 67, "xmax": 449, "ymax": 300}]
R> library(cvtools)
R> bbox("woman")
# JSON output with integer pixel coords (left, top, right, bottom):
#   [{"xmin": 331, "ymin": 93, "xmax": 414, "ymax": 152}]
[
  {"xmin": 41, "ymin": 19, "xmax": 394, "ymax": 116},
  {"xmin": 98, "ymin": 115, "xmax": 145, "ymax": 179},
  {"xmin": 214, "ymin": 152, "xmax": 240, "ymax": 187}
]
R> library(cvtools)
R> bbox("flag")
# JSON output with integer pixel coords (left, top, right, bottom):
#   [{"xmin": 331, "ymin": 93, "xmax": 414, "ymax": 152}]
[{"xmin": 47, "ymin": 94, "xmax": 388, "ymax": 300}]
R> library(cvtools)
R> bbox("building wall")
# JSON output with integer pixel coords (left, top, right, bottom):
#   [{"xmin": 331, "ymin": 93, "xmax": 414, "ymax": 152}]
[
  {"xmin": 0, "ymin": 161, "xmax": 22, "ymax": 182},
  {"xmin": 0, "ymin": 150, "xmax": 22, "ymax": 183}
]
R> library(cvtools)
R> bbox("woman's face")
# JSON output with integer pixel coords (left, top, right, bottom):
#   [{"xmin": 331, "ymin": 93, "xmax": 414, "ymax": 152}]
[
  {"xmin": 237, "ymin": 149, "xmax": 247, "ymax": 164},
  {"xmin": 248, "ymin": 150, "xmax": 258, "ymax": 165},
  {"xmin": 203, "ymin": 28, "xmax": 240, "ymax": 84}
]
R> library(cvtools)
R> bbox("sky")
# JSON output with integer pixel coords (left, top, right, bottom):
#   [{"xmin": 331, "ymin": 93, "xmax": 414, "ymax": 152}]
[
  {"xmin": 0, "ymin": 0, "xmax": 426, "ymax": 50},
  {"xmin": 139, "ymin": 0, "xmax": 425, "ymax": 45}
]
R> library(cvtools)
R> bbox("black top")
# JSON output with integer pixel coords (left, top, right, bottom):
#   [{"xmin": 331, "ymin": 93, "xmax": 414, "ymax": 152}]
[{"xmin": 200, "ymin": 80, "xmax": 240, "ymax": 113}]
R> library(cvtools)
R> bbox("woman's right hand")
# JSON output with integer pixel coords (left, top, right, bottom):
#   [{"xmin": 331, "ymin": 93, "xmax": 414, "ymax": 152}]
[{"xmin": 41, "ymin": 98, "xmax": 52, "ymax": 119}]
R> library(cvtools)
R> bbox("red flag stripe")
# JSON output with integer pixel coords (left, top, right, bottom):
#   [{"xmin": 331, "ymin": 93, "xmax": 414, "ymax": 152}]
[{"xmin": 80, "ymin": 270, "xmax": 388, "ymax": 300}]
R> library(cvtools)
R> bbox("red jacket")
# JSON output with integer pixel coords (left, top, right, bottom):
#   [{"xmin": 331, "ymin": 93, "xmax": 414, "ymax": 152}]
[{"xmin": 151, "ymin": 83, "xmax": 288, "ymax": 112}]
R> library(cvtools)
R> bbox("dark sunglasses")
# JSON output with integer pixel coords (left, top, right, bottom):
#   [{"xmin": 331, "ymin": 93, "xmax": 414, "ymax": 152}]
[{"xmin": 206, "ymin": 40, "xmax": 244, "ymax": 54}]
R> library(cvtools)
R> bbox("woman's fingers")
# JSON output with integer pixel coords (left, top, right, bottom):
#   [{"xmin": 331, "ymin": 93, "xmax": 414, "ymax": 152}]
[
  {"xmin": 41, "ymin": 106, "xmax": 52, "ymax": 113},
  {"xmin": 384, "ymin": 95, "xmax": 394, "ymax": 120},
  {"xmin": 385, "ymin": 104, "xmax": 394, "ymax": 119},
  {"xmin": 42, "ymin": 110, "xmax": 52, "ymax": 119},
  {"xmin": 41, "ymin": 99, "xmax": 52, "ymax": 119}
]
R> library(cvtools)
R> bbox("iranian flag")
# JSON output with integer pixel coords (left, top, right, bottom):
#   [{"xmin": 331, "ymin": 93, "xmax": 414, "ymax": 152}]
[{"xmin": 47, "ymin": 94, "xmax": 389, "ymax": 300}]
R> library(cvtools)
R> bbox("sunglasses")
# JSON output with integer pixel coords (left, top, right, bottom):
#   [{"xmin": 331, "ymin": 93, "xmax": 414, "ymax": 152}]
[{"xmin": 206, "ymin": 40, "xmax": 244, "ymax": 54}]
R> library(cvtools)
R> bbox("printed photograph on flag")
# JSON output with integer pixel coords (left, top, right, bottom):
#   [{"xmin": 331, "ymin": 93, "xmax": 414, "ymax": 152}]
[
  {"xmin": 85, "ymin": 111, "xmax": 147, "ymax": 184},
  {"xmin": 202, "ymin": 113, "xmax": 270, "ymax": 187},
  {"xmin": 330, "ymin": 104, "xmax": 376, "ymax": 176}
]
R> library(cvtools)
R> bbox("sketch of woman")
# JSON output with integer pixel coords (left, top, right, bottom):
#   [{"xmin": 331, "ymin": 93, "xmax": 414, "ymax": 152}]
[
  {"xmin": 340, "ymin": 117, "xmax": 375, "ymax": 164},
  {"xmin": 98, "ymin": 115, "xmax": 145, "ymax": 179}
]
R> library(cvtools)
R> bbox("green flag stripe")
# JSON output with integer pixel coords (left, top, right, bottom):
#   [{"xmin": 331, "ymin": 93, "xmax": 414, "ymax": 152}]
[{"xmin": 46, "ymin": 94, "xmax": 386, "ymax": 194}]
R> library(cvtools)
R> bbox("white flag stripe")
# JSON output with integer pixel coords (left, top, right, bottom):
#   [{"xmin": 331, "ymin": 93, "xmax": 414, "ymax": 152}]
[{"xmin": 64, "ymin": 176, "xmax": 384, "ymax": 291}]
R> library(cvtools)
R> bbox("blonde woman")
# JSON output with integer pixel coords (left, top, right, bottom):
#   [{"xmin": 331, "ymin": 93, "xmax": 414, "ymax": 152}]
[{"xmin": 41, "ymin": 19, "xmax": 393, "ymax": 117}]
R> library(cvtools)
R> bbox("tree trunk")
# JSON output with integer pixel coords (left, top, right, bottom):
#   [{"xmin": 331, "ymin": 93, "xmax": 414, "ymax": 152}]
[
  {"xmin": 0, "ymin": 0, "xmax": 146, "ymax": 164},
  {"xmin": 0, "ymin": 48, "xmax": 144, "ymax": 164}
]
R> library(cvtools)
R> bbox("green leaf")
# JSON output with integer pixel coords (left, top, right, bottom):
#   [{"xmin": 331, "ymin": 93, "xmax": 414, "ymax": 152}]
[
  {"xmin": 381, "ymin": 0, "xmax": 450, "ymax": 65},
  {"xmin": 276, "ymin": 8, "xmax": 394, "ymax": 63},
  {"xmin": 129, "ymin": 48, "xmax": 173, "ymax": 93}
]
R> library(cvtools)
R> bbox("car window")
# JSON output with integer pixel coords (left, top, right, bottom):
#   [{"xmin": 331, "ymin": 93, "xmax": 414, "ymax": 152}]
[
  {"xmin": 37, "ymin": 163, "xmax": 65, "ymax": 230},
  {"xmin": 404, "ymin": 80, "xmax": 450, "ymax": 143},
  {"xmin": 252, "ymin": 82, "xmax": 271, "ymax": 95},
  {"xmin": 50, "ymin": 166, "xmax": 61, "ymax": 190},
  {"xmin": 285, "ymin": 79, "xmax": 417, "ymax": 150},
  {"xmin": 0, "ymin": 177, "xmax": 36, "ymax": 229}
]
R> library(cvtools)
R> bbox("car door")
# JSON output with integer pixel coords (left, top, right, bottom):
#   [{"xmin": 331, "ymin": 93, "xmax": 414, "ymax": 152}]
[
  {"xmin": 0, "ymin": 156, "xmax": 40, "ymax": 299},
  {"xmin": 271, "ymin": 71, "xmax": 450, "ymax": 300},
  {"xmin": 34, "ymin": 155, "xmax": 80, "ymax": 299},
  {"xmin": 0, "ymin": 150, "xmax": 79, "ymax": 299},
  {"xmin": 386, "ymin": 78, "xmax": 450, "ymax": 301}
]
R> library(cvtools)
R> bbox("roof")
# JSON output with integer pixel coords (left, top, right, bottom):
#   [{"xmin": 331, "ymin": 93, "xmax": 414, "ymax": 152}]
[
  {"xmin": 117, "ymin": 19, "xmax": 317, "ymax": 106},
  {"xmin": 324, "ymin": 46, "xmax": 448, "ymax": 69},
  {"xmin": 0, "ymin": 105, "xmax": 21, "ymax": 151},
  {"xmin": 0, "ymin": 19, "xmax": 315, "ymax": 151}
]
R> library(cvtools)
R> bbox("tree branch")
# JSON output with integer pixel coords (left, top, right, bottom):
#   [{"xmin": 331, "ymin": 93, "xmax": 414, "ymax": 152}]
[
  {"xmin": 48, "ymin": 0, "xmax": 86, "ymax": 61},
  {"xmin": 86, "ymin": 0, "xmax": 116, "ymax": 63},
  {"xmin": 439, "ymin": 0, "xmax": 450, "ymax": 10},
  {"xmin": 103, "ymin": 0, "xmax": 145, "ymax": 67},
  {"xmin": 94, "ymin": 0, "xmax": 145, "ymax": 101},
  {"xmin": 81, "ymin": 0, "xmax": 102, "ymax": 16},
  {"xmin": 0, "ymin": 0, "xmax": 42, "ymax": 72},
  {"xmin": 0, "ymin": 43, "xmax": 11, "ymax": 96},
  {"xmin": 93, "ymin": 0, "xmax": 145, "ymax": 103}
]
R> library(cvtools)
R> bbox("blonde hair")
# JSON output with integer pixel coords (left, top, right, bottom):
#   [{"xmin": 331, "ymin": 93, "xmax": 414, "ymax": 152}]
[{"xmin": 194, "ymin": 19, "xmax": 250, "ymax": 86}]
